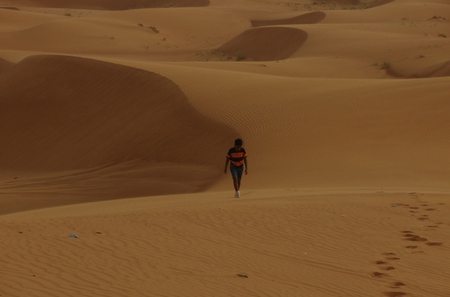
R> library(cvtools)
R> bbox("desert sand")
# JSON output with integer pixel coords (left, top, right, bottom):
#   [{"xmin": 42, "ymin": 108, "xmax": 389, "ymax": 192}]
[{"xmin": 0, "ymin": 0, "xmax": 449, "ymax": 296}]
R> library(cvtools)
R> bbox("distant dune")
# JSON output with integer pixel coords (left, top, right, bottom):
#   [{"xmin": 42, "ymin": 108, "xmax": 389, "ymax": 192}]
[
  {"xmin": 252, "ymin": 11, "xmax": 326, "ymax": 27},
  {"xmin": 2, "ymin": 0, "xmax": 210, "ymax": 10},
  {"xmin": 218, "ymin": 27, "xmax": 308, "ymax": 61}
]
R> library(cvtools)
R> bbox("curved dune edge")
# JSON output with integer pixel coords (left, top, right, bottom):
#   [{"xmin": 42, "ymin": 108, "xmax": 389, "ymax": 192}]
[
  {"xmin": 0, "ymin": 58, "xmax": 13, "ymax": 71},
  {"xmin": 0, "ymin": 55, "xmax": 238, "ymax": 212},
  {"xmin": 319, "ymin": 0, "xmax": 392, "ymax": 5},
  {"xmin": 252, "ymin": 12, "xmax": 326, "ymax": 27},
  {"xmin": 218, "ymin": 27, "xmax": 308, "ymax": 61},
  {"xmin": 369, "ymin": 0, "xmax": 394, "ymax": 8},
  {"xmin": 2, "ymin": 0, "xmax": 209, "ymax": 10},
  {"xmin": 301, "ymin": 0, "xmax": 393, "ymax": 8},
  {"xmin": 0, "ymin": 55, "xmax": 237, "ymax": 169},
  {"xmin": 387, "ymin": 60, "xmax": 450, "ymax": 78},
  {"xmin": 0, "ymin": 6, "xmax": 20, "ymax": 10}
]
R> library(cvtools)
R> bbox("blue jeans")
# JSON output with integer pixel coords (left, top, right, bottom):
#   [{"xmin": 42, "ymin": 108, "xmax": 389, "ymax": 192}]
[{"xmin": 230, "ymin": 164, "xmax": 244, "ymax": 181}]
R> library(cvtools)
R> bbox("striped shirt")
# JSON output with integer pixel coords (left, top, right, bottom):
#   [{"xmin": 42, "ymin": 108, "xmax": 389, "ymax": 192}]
[{"xmin": 227, "ymin": 147, "xmax": 247, "ymax": 167}]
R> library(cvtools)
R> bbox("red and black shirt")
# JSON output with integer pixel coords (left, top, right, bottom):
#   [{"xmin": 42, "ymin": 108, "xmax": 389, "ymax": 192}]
[{"xmin": 226, "ymin": 147, "xmax": 247, "ymax": 167}]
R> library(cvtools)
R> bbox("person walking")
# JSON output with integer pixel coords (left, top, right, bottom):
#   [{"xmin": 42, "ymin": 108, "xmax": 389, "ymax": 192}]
[{"xmin": 224, "ymin": 138, "xmax": 248, "ymax": 198}]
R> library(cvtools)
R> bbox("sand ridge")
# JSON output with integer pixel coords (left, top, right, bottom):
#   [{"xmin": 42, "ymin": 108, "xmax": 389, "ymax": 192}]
[
  {"xmin": 251, "ymin": 11, "xmax": 327, "ymax": 27},
  {"xmin": 0, "ymin": 54, "xmax": 238, "ymax": 213},
  {"xmin": 218, "ymin": 27, "xmax": 308, "ymax": 61},
  {"xmin": 1, "ymin": 0, "xmax": 210, "ymax": 10},
  {"xmin": 1, "ymin": 0, "xmax": 450, "ymax": 296}
]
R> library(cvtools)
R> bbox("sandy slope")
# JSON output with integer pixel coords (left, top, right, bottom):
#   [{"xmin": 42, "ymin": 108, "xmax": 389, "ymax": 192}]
[{"xmin": 1, "ymin": 0, "xmax": 450, "ymax": 296}]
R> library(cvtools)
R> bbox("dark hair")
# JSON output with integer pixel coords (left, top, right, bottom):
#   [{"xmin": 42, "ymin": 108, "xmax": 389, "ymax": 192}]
[{"xmin": 234, "ymin": 138, "xmax": 243, "ymax": 146}]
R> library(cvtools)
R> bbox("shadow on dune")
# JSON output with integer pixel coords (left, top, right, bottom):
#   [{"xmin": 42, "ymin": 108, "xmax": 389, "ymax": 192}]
[
  {"xmin": 0, "ymin": 55, "xmax": 237, "ymax": 213},
  {"xmin": 367, "ymin": 0, "xmax": 394, "ymax": 7},
  {"xmin": 0, "ymin": 58, "xmax": 13, "ymax": 71},
  {"xmin": 6, "ymin": 0, "xmax": 209, "ymax": 10},
  {"xmin": 218, "ymin": 27, "xmax": 308, "ymax": 61},
  {"xmin": 0, "ymin": 6, "xmax": 20, "ymax": 10},
  {"xmin": 252, "ymin": 12, "xmax": 326, "ymax": 27},
  {"xmin": 387, "ymin": 60, "xmax": 450, "ymax": 78},
  {"xmin": 307, "ymin": 0, "xmax": 393, "ymax": 8}
]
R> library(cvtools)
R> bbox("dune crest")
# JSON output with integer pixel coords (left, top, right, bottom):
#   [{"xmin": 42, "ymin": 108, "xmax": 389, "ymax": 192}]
[
  {"xmin": 218, "ymin": 27, "xmax": 308, "ymax": 61},
  {"xmin": 316, "ymin": 0, "xmax": 392, "ymax": 6},
  {"xmin": 0, "ymin": 6, "xmax": 20, "ymax": 10},
  {"xmin": 2, "ymin": 0, "xmax": 209, "ymax": 10},
  {"xmin": 251, "ymin": 11, "xmax": 326, "ymax": 27},
  {"xmin": 0, "ymin": 54, "xmax": 237, "ymax": 170},
  {"xmin": 0, "ymin": 55, "xmax": 239, "ymax": 212}
]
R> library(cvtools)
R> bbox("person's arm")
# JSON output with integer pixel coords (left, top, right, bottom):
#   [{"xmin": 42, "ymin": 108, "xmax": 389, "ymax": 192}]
[
  {"xmin": 244, "ymin": 157, "xmax": 248, "ymax": 175},
  {"xmin": 224, "ymin": 158, "xmax": 229, "ymax": 174}
]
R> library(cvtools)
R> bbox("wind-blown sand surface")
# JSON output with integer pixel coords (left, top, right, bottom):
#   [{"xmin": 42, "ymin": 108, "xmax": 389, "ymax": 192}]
[{"xmin": 1, "ymin": 0, "xmax": 449, "ymax": 296}]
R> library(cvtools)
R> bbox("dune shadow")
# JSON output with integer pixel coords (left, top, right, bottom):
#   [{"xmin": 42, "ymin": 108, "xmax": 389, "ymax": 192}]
[
  {"xmin": 0, "ymin": 6, "xmax": 20, "ymax": 10},
  {"xmin": 0, "ymin": 55, "xmax": 238, "ymax": 212},
  {"xmin": 218, "ymin": 27, "xmax": 308, "ymax": 61},
  {"xmin": 252, "ymin": 11, "xmax": 326, "ymax": 27},
  {"xmin": 387, "ymin": 60, "xmax": 450, "ymax": 78},
  {"xmin": 0, "ymin": 58, "xmax": 13, "ymax": 72},
  {"xmin": 301, "ymin": 0, "xmax": 393, "ymax": 9}
]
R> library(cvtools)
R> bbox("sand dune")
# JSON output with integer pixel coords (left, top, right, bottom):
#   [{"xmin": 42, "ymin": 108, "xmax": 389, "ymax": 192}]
[
  {"xmin": 218, "ymin": 27, "xmax": 308, "ymax": 61},
  {"xmin": 1, "ymin": 191, "xmax": 450, "ymax": 297},
  {"xmin": 1, "ymin": 0, "xmax": 450, "ymax": 296},
  {"xmin": 0, "ymin": 55, "xmax": 235, "ymax": 170},
  {"xmin": 0, "ymin": 55, "xmax": 237, "ymax": 212},
  {"xmin": 2, "ymin": 0, "xmax": 209, "ymax": 10},
  {"xmin": 252, "ymin": 11, "xmax": 326, "ymax": 27},
  {"xmin": 0, "ymin": 58, "xmax": 12, "ymax": 70}
]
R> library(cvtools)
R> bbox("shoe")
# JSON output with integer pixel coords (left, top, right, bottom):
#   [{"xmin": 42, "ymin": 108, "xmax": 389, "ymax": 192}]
[
  {"xmin": 236, "ymin": 191, "xmax": 240, "ymax": 198},
  {"xmin": 234, "ymin": 191, "xmax": 238, "ymax": 197}
]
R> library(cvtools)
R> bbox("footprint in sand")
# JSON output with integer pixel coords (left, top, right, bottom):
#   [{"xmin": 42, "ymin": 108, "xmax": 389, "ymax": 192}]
[
  {"xmin": 381, "ymin": 266, "xmax": 396, "ymax": 271},
  {"xmin": 374, "ymin": 253, "xmax": 408, "ymax": 295},
  {"xmin": 403, "ymin": 233, "xmax": 427, "ymax": 242},
  {"xmin": 371, "ymin": 271, "xmax": 389, "ymax": 278},
  {"xmin": 384, "ymin": 292, "xmax": 407, "ymax": 297},
  {"xmin": 405, "ymin": 245, "xmax": 418, "ymax": 249},
  {"xmin": 382, "ymin": 252, "xmax": 396, "ymax": 256},
  {"xmin": 385, "ymin": 256, "xmax": 400, "ymax": 260},
  {"xmin": 381, "ymin": 252, "xmax": 400, "ymax": 260},
  {"xmin": 389, "ymin": 282, "xmax": 406, "ymax": 288},
  {"xmin": 417, "ymin": 215, "xmax": 429, "ymax": 221},
  {"xmin": 374, "ymin": 260, "xmax": 396, "ymax": 271},
  {"xmin": 425, "ymin": 242, "xmax": 443, "ymax": 246}
]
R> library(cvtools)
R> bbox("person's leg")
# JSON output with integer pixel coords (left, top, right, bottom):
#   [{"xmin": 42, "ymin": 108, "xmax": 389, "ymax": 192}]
[
  {"xmin": 230, "ymin": 165, "xmax": 239, "ymax": 195},
  {"xmin": 233, "ymin": 177, "xmax": 239, "ymax": 191},
  {"xmin": 235, "ymin": 166, "xmax": 243, "ymax": 196}
]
